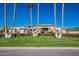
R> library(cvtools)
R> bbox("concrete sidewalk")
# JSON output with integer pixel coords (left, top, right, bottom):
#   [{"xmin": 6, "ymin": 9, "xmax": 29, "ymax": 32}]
[
  {"xmin": 0, "ymin": 47, "xmax": 79, "ymax": 56},
  {"xmin": 0, "ymin": 47, "xmax": 79, "ymax": 49}
]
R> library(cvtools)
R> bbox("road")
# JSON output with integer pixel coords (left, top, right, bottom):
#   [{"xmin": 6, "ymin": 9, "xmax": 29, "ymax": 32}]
[{"xmin": 0, "ymin": 47, "xmax": 79, "ymax": 56}]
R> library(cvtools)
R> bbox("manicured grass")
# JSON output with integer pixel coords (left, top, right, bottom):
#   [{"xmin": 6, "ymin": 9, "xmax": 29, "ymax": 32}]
[{"xmin": 0, "ymin": 36, "xmax": 79, "ymax": 47}]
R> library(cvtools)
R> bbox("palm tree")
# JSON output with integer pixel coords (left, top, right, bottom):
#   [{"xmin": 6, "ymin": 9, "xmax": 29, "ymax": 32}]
[
  {"xmin": 54, "ymin": 3, "xmax": 56, "ymax": 37},
  {"xmin": 62, "ymin": 3, "xmax": 64, "ymax": 30},
  {"xmin": 11, "ymin": 3, "xmax": 16, "ymax": 33},
  {"xmin": 28, "ymin": 3, "xmax": 33, "ymax": 33},
  {"xmin": 61, "ymin": 3, "xmax": 64, "ymax": 35},
  {"xmin": 37, "ymin": 3, "xmax": 39, "ymax": 32},
  {"xmin": 4, "ymin": 3, "xmax": 7, "ymax": 37}
]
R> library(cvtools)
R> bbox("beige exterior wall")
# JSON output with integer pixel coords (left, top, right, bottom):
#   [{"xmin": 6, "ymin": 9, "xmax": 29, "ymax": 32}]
[{"xmin": 19, "ymin": 30, "xmax": 25, "ymax": 33}]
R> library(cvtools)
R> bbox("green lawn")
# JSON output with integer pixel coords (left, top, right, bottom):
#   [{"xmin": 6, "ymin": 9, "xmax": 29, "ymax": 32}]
[{"xmin": 0, "ymin": 36, "xmax": 79, "ymax": 47}]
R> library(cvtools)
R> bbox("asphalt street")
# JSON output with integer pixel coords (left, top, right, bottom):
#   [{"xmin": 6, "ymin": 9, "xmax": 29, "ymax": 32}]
[{"xmin": 0, "ymin": 47, "xmax": 79, "ymax": 56}]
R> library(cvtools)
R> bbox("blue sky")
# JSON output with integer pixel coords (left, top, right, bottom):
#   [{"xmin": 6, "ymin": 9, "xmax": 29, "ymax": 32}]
[{"xmin": 0, "ymin": 3, "xmax": 79, "ymax": 28}]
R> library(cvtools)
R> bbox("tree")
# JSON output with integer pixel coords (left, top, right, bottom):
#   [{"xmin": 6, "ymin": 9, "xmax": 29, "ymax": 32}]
[
  {"xmin": 61, "ymin": 3, "xmax": 64, "ymax": 36},
  {"xmin": 4, "ymin": 3, "xmax": 8, "ymax": 37},
  {"xmin": 27, "ymin": 3, "xmax": 33, "ymax": 33},
  {"xmin": 11, "ymin": 3, "xmax": 16, "ymax": 33},
  {"xmin": 37, "ymin": 3, "xmax": 39, "ymax": 28},
  {"xmin": 37, "ymin": 3, "xmax": 40, "ymax": 34},
  {"xmin": 53, "ymin": 3, "xmax": 56, "ymax": 37}
]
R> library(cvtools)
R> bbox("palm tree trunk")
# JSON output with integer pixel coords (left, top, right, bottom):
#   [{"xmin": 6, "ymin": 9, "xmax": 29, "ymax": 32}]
[
  {"xmin": 11, "ymin": 3, "xmax": 16, "ymax": 33},
  {"xmin": 58, "ymin": 3, "xmax": 64, "ymax": 38},
  {"xmin": 37, "ymin": 3, "xmax": 39, "ymax": 31},
  {"xmin": 62, "ymin": 3, "xmax": 64, "ymax": 30},
  {"xmin": 29, "ymin": 7, "xmax": 33, "ymax": 33},
  {"xmin": 4, "ymin": 3, "xmax": 7, "ymax": 35},
  {"xmin": 54, "ymin": 3, "xmax": 56, "ymax": 36},
  {"xmin": 60, "ymin": 3, "xmax": 64, "ymax": 37},
  {"xmin": 28, "ymin": 3, "xmax": 33, "ymax": 33}
]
